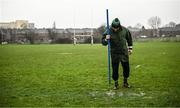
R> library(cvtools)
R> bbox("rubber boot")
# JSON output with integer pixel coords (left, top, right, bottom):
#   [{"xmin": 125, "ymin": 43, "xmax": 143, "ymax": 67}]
[
  {"xmin": 114, "ymin": 80, "xmax": 119, "ymax": 90},
  {"xmin": 123, "ymin": 78, "xmax": 130, "ymax": 88}
]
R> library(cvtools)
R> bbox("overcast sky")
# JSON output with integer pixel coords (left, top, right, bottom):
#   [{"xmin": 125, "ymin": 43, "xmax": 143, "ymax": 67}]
[{"xmin": 0, "ymin": 0, "xmax": 180, "ymax": 28}]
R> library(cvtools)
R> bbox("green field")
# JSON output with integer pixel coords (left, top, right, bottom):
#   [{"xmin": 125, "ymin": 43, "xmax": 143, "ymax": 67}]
[{"xmin": 0, "ymin": 42, "xmax": 180, "ymax": 107}]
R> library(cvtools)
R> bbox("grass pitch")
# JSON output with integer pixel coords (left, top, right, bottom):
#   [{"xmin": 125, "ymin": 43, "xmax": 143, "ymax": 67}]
[{"xmin": 0, "ymin": 42, "xmax": 180, "ymax": 107}]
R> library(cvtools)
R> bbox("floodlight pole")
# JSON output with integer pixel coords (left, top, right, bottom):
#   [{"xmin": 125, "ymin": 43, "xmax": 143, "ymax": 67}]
[{"xmin": 106, "ymin": 9, "xmax": 111, "ymax": 85}]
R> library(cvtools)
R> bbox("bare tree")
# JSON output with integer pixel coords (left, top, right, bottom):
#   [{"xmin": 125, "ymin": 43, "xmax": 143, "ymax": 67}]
[
  {"xmin": 26, "ymin": 29, "xmax": 35, "ymax": 44},
  {"xmin": 47, "ymin": 29, "xmax": 57, "ymax": 43},
  {"xmin": 97, "ymin": 24, "xmax": 106, "ymax": 35},
  {"xmin": 0, "ymin": 29, "xmax": 3, "ymax": 43},
  {"xmin": 148, "ymin": 16, "xmax": 161, "ymax": 37},
  {"xmin": 148, "ymin": 16, "xmax": 161, "ymax": 29},
  {"xmin": 134, "ymin": 23, "xmax": 143, "ymax": 29},
  {"xmin": 169, "ymin": 21, "xmax": 176, "ymax": 27}
]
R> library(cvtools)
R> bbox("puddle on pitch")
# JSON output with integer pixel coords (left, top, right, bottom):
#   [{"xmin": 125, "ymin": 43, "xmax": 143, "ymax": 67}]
[
  {"xmin": 89, "ymin": 91, "xmax": 99, "ymax": 97},
  {"xmin": 105, "ymin": 90, "xmax": 145, "ymax": 98},
  {"xmin": 105, "ymin": 90, "xmax": 116, "ymax": 97},
  {"xmin": 89, "ymin": 90, "xmax": 146, "ymax": 98},
  {"xmin": 126, "ymin": 91, "xmax": 145, "ymax": 97}
]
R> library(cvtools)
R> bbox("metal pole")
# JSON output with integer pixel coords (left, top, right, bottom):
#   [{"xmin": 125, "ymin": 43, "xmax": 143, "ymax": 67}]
[
  {"xmin": 91, "ymin": 29, "xmax": 93, "ymax": 45},
  {"xmin": 74, "ymin": 29, "xmax": 76, "ymax": 45},
  {"xmin": 73, "ymin": 10, "xmax": 76, "ymax": 46},
  {"xmin": 106, "ymin": 9, "xmax": 111, "ymax": 85}
]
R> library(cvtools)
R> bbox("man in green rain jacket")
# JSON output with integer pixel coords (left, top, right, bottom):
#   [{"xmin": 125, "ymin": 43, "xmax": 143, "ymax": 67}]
[{"xmin": 102, "ymin": 18, "xmax": 133, "ymax": 89}]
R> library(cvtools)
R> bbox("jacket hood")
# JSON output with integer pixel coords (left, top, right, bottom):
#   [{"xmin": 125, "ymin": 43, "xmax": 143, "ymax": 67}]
[{"xmin": 111, "ymin": 18, "xmax": 121, "ymax": 28}]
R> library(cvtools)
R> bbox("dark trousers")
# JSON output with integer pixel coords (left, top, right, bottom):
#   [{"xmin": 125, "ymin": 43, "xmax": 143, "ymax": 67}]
[{"xmin": 112, "ymin": 61, "xmax": 130, "ymax": 81}]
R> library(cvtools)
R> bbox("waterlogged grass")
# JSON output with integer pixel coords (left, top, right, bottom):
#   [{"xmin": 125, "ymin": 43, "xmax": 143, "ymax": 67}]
[{"xmin": 0, "ymin": 42, "xmax": 180, "ymax": 107}]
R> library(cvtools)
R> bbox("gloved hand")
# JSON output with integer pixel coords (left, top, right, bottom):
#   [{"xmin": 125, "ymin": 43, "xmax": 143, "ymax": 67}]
[
  {"xmin": 128, "ymin": 48, "xmax": 132, "ymax": 55},
  {"xmin": 105, "ymin": 35, "xmax": 110, "ymax": 41}
]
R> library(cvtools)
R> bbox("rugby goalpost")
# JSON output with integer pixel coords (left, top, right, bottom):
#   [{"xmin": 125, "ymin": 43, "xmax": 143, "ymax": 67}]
[
  {"xmin": 73, "ymin": 10, "xmax": 94, "ymax": 45},
  {"xmin": 73, "ymin": 29, "xmax": 94, "ymax": 45}
]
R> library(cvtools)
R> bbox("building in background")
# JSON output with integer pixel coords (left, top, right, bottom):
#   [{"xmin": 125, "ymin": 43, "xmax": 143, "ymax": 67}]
[{"xmin": 0, "ymin": 20, "xmax": 35, "ymax": 29}]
